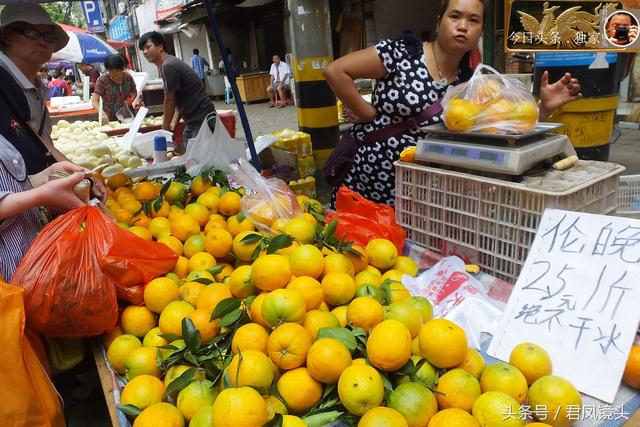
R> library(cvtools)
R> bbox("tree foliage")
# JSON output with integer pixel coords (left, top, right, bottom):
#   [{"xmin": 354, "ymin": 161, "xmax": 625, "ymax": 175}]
[{"xmin": 42, "ymin": 2, "xmax": 86, "ymax": 29}]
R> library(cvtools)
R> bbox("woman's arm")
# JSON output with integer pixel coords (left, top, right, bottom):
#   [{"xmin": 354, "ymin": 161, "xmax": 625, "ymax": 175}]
[
  {"xmin": 91, "ymin": 92, "xmax": 109, "ymax": 125},
  {"xmin": 0, "ymin": 172, "xmax": 86, "ymax": 220},
  {"xmin": 323, "ymin": 47, "xmax": 388, "ymax": 124}
]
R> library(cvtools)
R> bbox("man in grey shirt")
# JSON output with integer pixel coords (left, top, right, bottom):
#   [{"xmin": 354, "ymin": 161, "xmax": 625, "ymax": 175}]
[{"xmin": 139, "ymin": 31, "xmax": 215, "ymax": 145}]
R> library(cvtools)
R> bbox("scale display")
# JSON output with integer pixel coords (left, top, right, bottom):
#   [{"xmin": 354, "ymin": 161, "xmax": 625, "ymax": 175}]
[{"xmin": 423, "ymin": 143, "xmax": 508, "ymax": 165}]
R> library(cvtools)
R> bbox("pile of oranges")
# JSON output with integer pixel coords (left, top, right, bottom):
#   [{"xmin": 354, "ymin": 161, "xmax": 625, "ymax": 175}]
[{"xmin": 101, "ymin": 172, "xmax": 640, "ymax": 427}]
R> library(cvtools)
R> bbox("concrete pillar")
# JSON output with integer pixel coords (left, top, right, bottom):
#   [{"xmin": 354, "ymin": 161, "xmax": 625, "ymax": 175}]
[{"xmin": 287, "ymin": 0, "xmax": 338, "ymax": 162}]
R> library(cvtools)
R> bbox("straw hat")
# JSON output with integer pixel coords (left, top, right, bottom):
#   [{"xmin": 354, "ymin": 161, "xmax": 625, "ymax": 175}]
[{"xmin": 0, "ymin": 4, "xmax": 69, "ymax": 52}]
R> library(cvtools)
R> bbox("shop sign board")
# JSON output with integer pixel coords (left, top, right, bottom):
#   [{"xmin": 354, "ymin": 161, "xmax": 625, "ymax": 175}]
[
  {"xmin": 81, "ymin": 0, "xmax": 105, "ymax": 33},
  {"xmin": 155, "ymin": 0, "xmax": 186, "ymax": 21},
  {"xmin": 489, "ymin": 209, "xmax": 640, "ymax": 403},
  {"xmin": 109, "ymin": 15, "xmax": 131, "ymax": 42}
]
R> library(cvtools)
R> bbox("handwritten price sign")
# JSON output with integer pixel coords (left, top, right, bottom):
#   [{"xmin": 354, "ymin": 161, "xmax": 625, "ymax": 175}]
[{"xmin": 488, "ymin": 209, "xmax": 640, "ymax": 403}]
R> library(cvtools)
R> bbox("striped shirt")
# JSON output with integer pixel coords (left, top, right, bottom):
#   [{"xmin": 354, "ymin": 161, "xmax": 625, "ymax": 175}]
[
  {"xmin": 0, "ymin": 135, "xmax": 42, "ymax": 280},
  {"xmin": 189, "ymin": 54, "xmax": 209, "ymax": 80}
]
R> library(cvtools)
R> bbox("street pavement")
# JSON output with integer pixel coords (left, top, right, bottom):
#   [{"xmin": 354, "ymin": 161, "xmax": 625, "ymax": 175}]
[{"xmin": 214, "ymin": 99, "xmax": 640, "ymax": 201}]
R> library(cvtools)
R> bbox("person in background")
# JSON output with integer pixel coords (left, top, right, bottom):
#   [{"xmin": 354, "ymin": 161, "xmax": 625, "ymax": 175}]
[
  {"xmin": 323, "ymin": 0, "xmax": 582, "ymax": 206},
  {"xmin": 64, "ymin": 75, "xmax": 79, "ymax": 95},
  {"xmin": 47, "ymin": 70, "xmax": 71, "ymax": 98},
  {"xmin": 139, "ymin": 31, "xmax": 215, "ymax": 145},
  {"xmin": 91, "ymin": 54, "xmax": 137, "ymax": 124},
  {"xmin": 75, "ymin": 61, "xmax": 100, "ymax": 92},
  {"xmin": 605, "ymin": 11, "xmax": 639, "ymax": 46},
  {"xmin": 189, "ymin": 48, "xmax": 209, "ymax": 86},
  {"xmin": 267, "ymin": 54, "xmax": 290, "ymax": 108},
  {"xmin": 37, "ymin": 65, "xmax": 48, "ymax": 84},
  {"xmin": 218, "ymin": 48, "xmax": 238, "ymax": 75}
]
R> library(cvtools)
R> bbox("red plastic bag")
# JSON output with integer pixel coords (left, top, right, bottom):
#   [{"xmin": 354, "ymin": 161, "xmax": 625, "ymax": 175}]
[
  {"xmin": 325, "ymin": 187, "xmax": 406, "ymax": 253},
  {"xmin": 10, "ymin": 206, "xmax": 177, "ymax": 337}
]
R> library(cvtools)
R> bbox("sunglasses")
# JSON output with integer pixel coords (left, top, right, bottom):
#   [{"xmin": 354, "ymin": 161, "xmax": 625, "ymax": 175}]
[{"xmin": 11, "ymin": 27, "xmax": 57, "ymax": 43}]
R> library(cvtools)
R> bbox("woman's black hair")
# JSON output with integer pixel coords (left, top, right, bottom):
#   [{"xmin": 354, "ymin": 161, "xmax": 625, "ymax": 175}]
[
  {"xmin": 437, "ymin": 0, "xmax": 488, "ymax": 82},
  {"xmin": 104, "ymin": 53, "xmax": 126, "ymax": 71},
  {"xmin": 52, "ymin": 70, "xmax": 62, "ymax": 78},
  {"xmin": 138, "ymin": 31, "xmax": 168, "ymax": 51}
]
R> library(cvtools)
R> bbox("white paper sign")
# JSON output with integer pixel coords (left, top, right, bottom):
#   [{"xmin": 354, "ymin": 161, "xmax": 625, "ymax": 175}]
[
  {"xmin": 118, "ymin": 107, "xmax": 149, "ymax": 151},
  {"xmin": 488, "ymin": 209, "xmax": 640, "ymax": 403}
]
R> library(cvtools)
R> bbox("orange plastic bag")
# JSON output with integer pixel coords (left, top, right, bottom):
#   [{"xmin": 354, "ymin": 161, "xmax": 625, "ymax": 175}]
[
  {"xmin": 325, "ymin": 186, "xmax": 406, "ymax": 253},
  {"xmin": 0, "ymin": 281, "xmax": 65, "ymax": 427}
]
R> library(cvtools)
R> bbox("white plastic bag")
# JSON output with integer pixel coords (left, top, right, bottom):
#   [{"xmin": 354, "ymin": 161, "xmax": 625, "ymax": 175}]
[
  {"xmin": 402, "ymin": 256, "xmax": 504, "ymax": 350},
  {"xmin": 228, "ymin": 158, "xmax": 302, "ymax": 233},
  {"xmin": 184, "ymin": 112, "xmax": 246, "ymax": 176},
  {"xmin": 442, "ymin": 64, "xmax": 539, "ymax": 134}
]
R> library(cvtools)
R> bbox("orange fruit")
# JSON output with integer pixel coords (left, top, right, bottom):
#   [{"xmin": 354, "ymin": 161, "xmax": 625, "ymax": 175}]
[
  {"xmin": 367, "ymin": 320, "xmax": 412, "ymax": 372},
  {"xmin": 396, "ymin": 355, "xmax": 438, "ymax": 388},
  {"xmin": 197, "ymin": 190, "xmax": 219, "ymax": 212},
  {"xmin": 148, "ymin": 216, "xmax": 171, "ymax": 238},
  {"xmin": 249, "ymin": 292, "xmax": 269, "ymax": 327},
  {"xmin": 347, "ymin": 296, "xmax": 384, "ymax": 331},
  {"xmin": 480, "ymin": 362, "xmax": 529, "ymax": 404},
  {"xmin": 323, "ymin": 253, "xmax": 355, "ymax": 277},
  {"xmin": 228, "ymin": 349, "xmax": 275, "ymax": 389},
  {"xmin": 456, "ymin": 348, "xmax": 486, "ymax": 379},
  {"xmin": 251, "ymin": 254, "xmax": 292, "ymax": 291},
  {"xmin": 338, "ymin": 364, "xmax": 384, "ymax": 416},
  {"xmin": 107, "ymin": 172, "xmax": 132, "ymax": 190},
  {"xmin": 277, "ymin": 367, "xmax": 323, "ymax": 413},
  {"xmin": 331, "ymin": 305, "xmax": 348, "ymax": 327},
  {"xmin": 179, "ymin": 281, "xmax": 207, "ymax": 307},
  {"xmin": 183, "ymin": 234, "xmax": 206, "ymax": 259},
  {"xmin": 158, "ymin": 235, "xmax": 184, "ymax": 256},
  {"xmin": 142, "ymin": 327, "xmax": 169, "ymax": 348},
  {"xmin": 435, "ymin": 368, "xmax": 482, "ymax": 412},
  {"xmin": 196, "ymin": 283, "xmax": 233, "ymax": 313},
  {"xmin": 419, "ymin": 318, "xmax": 467, "ymax": 368},
  {"xmin": 120, "ymin": 305, "xmax": 157, "ymax": 338},
  {"xmin": 151, "ymin": 199, "xmax": 171, "ymax": 218},
  {"xmin": 283, "ymin": 217, "xmax": 316, "ymax": 244},
  {"xmin": 382, "ymin": 281, "xmax": 412, "ymax": 304},
  {"xmin": 393, "ymin": 256, "xmax": 419, "ymax": 276},
  {"xmin": 322, "ymin": 272, "xmax": 356, "ymax": 306},
  {"xmin": 267, "ymin": 322, "xmax": 312, "ymax": 370},
  {"xmin": 355, "ymin": 270, "xmax": 382, "ymax": 288},
  {"xmin": 114, "ymin": 208, "xmax": 134, "ymax": 224},
  {"xmin": 472, "ymin": 391, "xmax": 525, "ymax": 427},
  {"xmin": 204, "ymin": 217, "xmax": 228, "ymax": 234},
  {"xmin": 185, "ymin": 203, "xmax": 210, "ymax": 228},
  {"xmin": 263, "ymin": 395, "xmax": 288, "ymax": 420},
  {"xmin": 120, "ymin": 374, "xmax": 165, "ymax": 411},
  {"xmin": 527, "ymin": 376, "xmax": 582, "ymax": 427},
  {"xmin": 176, "ymin": 379, "xmax": 218, "ymax": 422},
  {"xmin": 387, "ymin": 382, "xmax": 438, "ymax": 427},
  {"xmin": 282, "ymin": 415, "xmax": 307, "ymax": 427},
  {"xmin": 427, "ymin": 408, "xmax": 480, "ymax": 427},
  {"xmin": 204, "ymin": 228, "xmax": 233, "ymax": 258},
  {"xmin": 302, "ymin": 309, "xmax": 340, "ymax": 340},
  {"xmin": 187, "ymin": 252, "xmax": 217, "ymax": 273},
  {"xmin": 133, "ymin": 402, "xmax": 184, "ymax": 427},
  {"xmin": 128, "ymin": 225, "xmax": 153, "ymax": 241},
  {"xmin": 443, "ymin": 99, "xmax": 484, "ymax": 132},
  {"xmin": 187, "ymin": 309, "xmax": 220, "ymax": 341},
  {"xmin": 384, "ymin": 300, "xmax": 423, "ymax": 337},
  {"xmin": 212, "ymin": 386, "xmax": 268, "ymax": 427},
  {"xmin": 306, "ymin": 338, "xmax": 352, "ymax": 384},
  {"xmin": 124, "ymin": 346, "xmax": 162, "ymax": 380},
  {"xmin": 164, "ymin": 181, "xmax": 188, "ymax": 205},
  {"xmin": 103, "ymin": 325, "xmax": 124, "ymax": 348},
  {"xmin": 159, "ymin": 301, "xmax": 195, "ymax": 336},
  {"xmin": 134, "ymin": 182, "xmax": 159, "ymax": 201},
  {"xmin": 227, "ymin": 213, "xmax": 255, "ymax": 236},
  {"xmin": 365, "ymin": 238, "xmax": 398, "ymax": 270},
  {"xmin": 261, "ymin": 288, "xmax": 306, "ymax": 328},
  {"xmin": 218, "ymin": 191, "xmax": 242, "ymax": 217},
  {"xmin": 131, "ymin": 214, "xmax": 152, "ymax": 228},
  {"xmin": 286, "ymin": 276, "xmax": 324, "ymax": 310},
  {"xmin": 288, "ymin": 244, "xmax": 324, "ymax": 279},
  {"xmin": 345, "ymin": 245, "xmax": 368, "ymax": 274},
  {"xmin": 144, "ymin": 277, "xmax": 180, "ymax": 313},
  {"xmin": 509, "ymin": 342, "xmax": 553, "ymax": 385},
  {"xmin": 407, "ymin": 296, "xmax": 433, "ymax": 323},
  {"xmin": 623, "ymin": 345, "xmax": 640, "ymax": 389},
  {"xmin": 232, "ymin": 230, "xmax": 262, "ymax": 262},
  {"xmin": 358, "ymin": 407, "xmax": 408, "ymax": 427},
  {"xmin": 190, "ymin": 176, "xmax": 212, "ymax": 196},
  {"xmin": 227, "ymin": 265, "xmax": 255, "ymax": 298},
  {"xmin": 232, "ymin": 323, "xmax": 270, "ymax": 354},
  {"xmin": 171, "ymin": 215, "xmax": 201, "ymax": 242},
  {"xmin": 106, "ymin": 334, "xmax": 142, "ymax": 374}
]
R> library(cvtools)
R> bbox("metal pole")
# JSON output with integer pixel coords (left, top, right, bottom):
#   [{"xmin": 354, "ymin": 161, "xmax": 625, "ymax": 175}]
[{"xmin": 202, "ymin": 0, "xmax": 260, "ymax": 170}]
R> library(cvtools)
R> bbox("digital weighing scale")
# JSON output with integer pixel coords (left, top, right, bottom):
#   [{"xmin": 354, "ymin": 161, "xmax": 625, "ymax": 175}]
[{"xmin": 415, "ymin": 123, "xmax": 576, "ymax": 175}]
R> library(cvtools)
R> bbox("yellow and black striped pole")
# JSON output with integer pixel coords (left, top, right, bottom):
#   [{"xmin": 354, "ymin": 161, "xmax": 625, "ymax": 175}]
[{"xmin": 288, "ymin": 0, "xmax": 339, "ymax": 173}]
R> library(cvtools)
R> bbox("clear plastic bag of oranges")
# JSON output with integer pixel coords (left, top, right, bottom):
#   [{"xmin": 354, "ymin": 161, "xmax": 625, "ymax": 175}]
[
  {"xmin": 228, "ymin": 158, "xmax": 302, "ymax": 233},
  {"xmin": 442, "ymin": 64, "xmax": 539, "ymax": 134}
]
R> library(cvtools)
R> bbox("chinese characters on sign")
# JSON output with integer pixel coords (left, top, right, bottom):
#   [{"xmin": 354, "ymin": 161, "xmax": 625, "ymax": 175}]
[{"xmin": 488, "ymin": 209, "xmax": 640, "ymax": 403}]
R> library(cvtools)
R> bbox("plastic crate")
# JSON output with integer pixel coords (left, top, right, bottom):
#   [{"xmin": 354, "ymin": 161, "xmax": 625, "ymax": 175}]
[
  {"xmin": 394, "ymin": 160, "xmax": 624, "ymax": 283},
  {"xmin": 617, "ymin": 175, "xmax": 640, "ymax": 218}
]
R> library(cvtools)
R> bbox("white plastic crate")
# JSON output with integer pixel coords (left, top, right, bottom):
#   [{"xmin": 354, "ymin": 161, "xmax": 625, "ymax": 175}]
[
  {"xmin": 394, "ymin": 160, "xmax": 624, "ymax": 283},
  {"xmin": 616, "ymin": 174, "xmax": 640, "ymax": 218}
]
